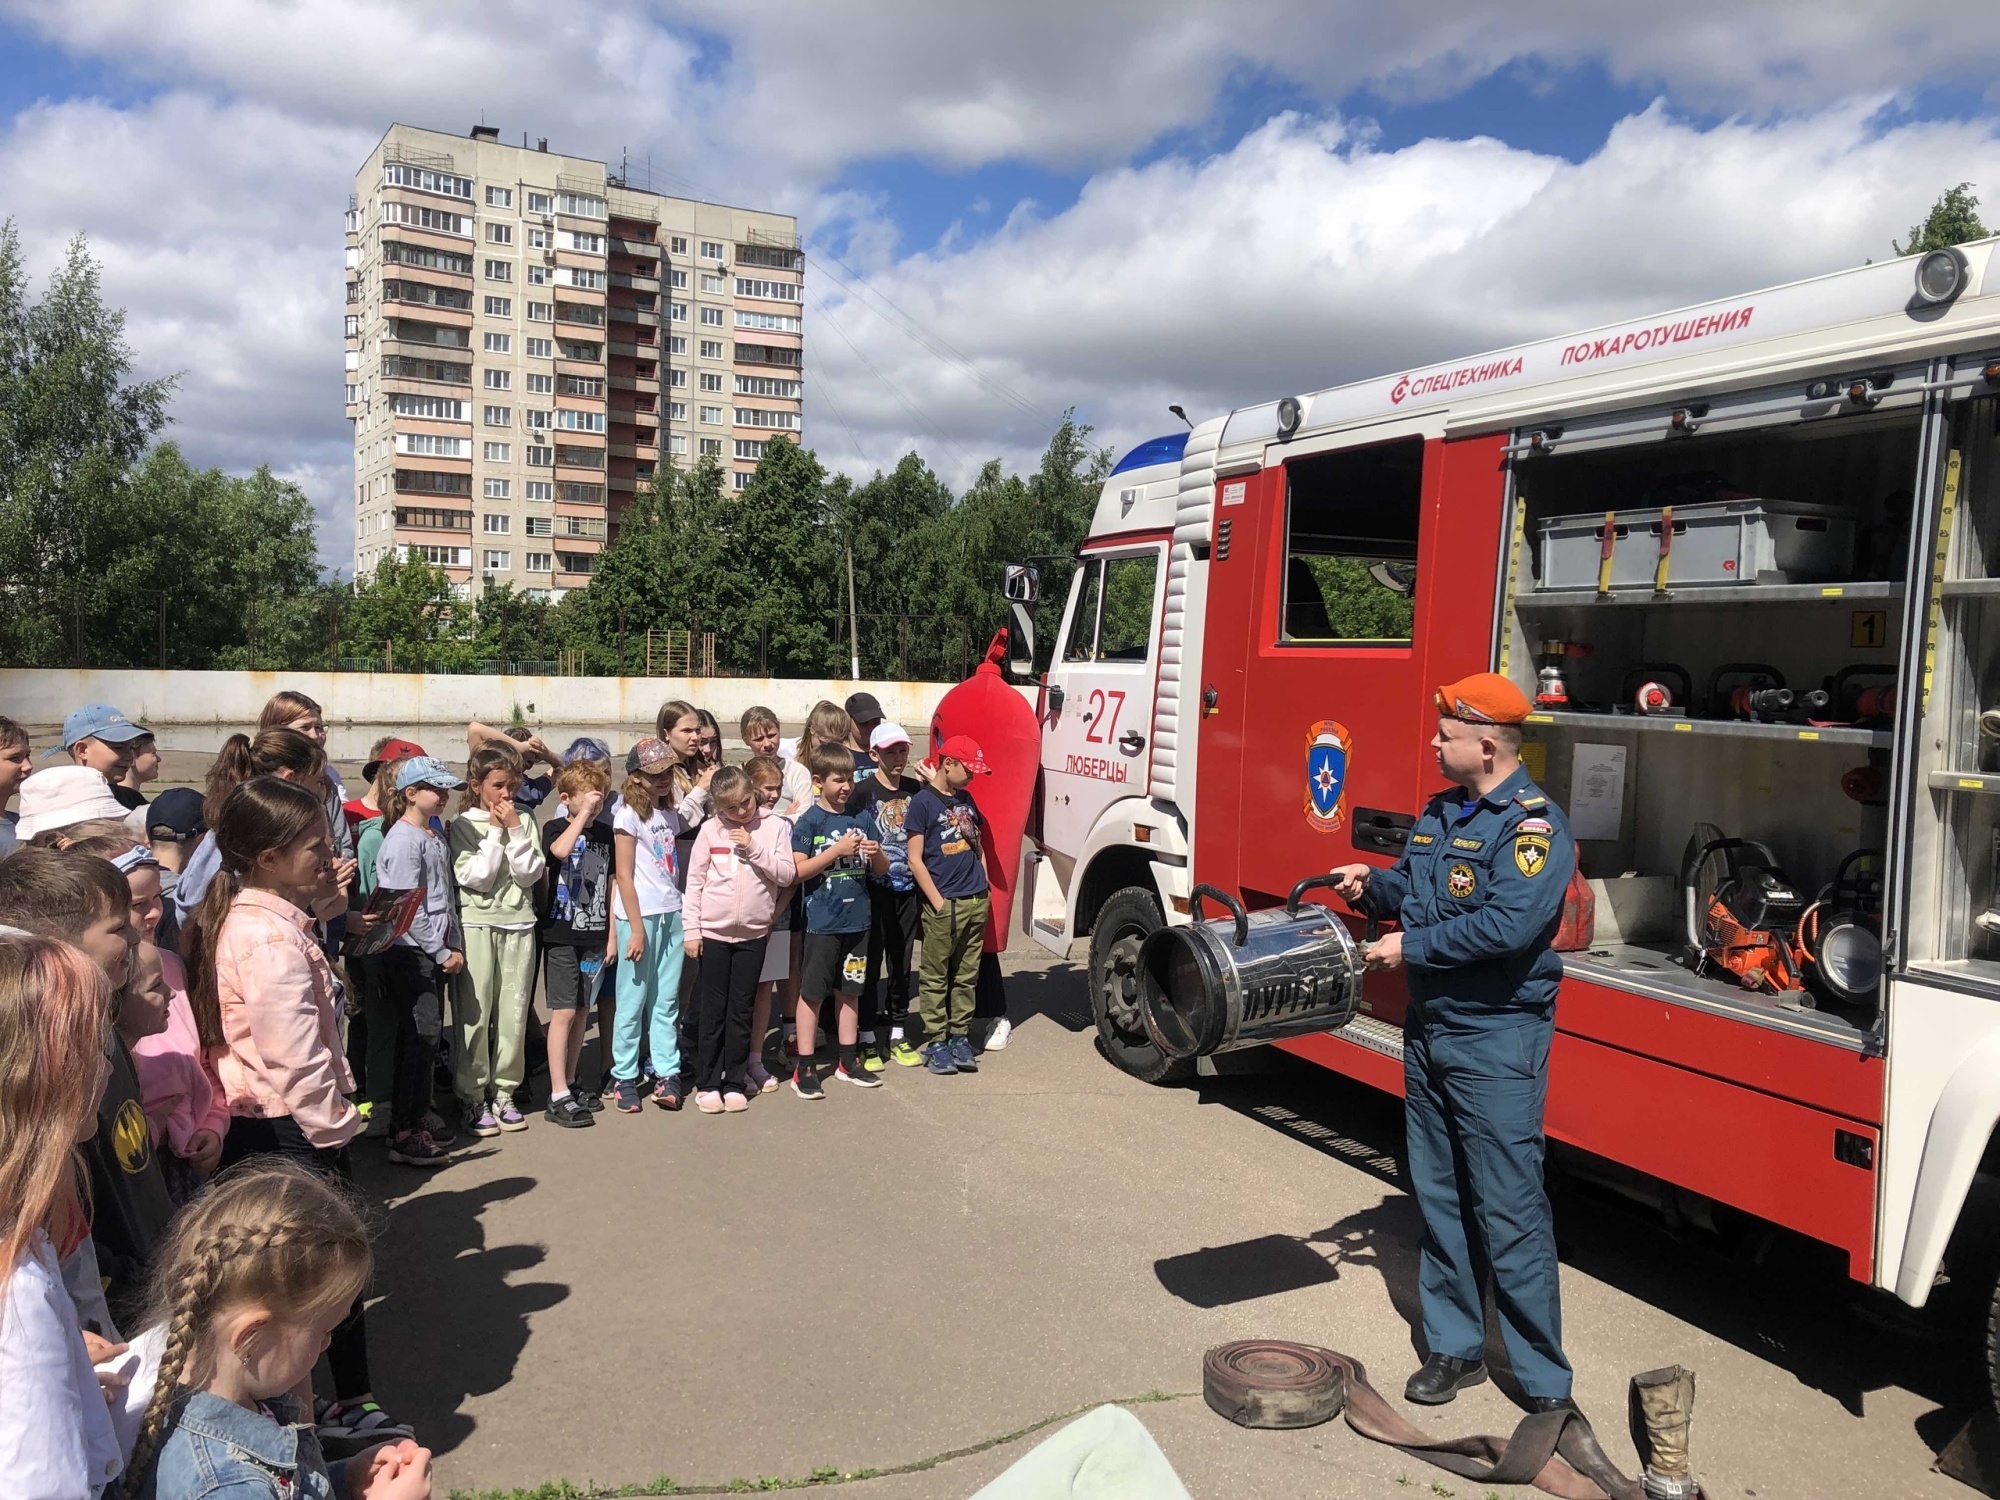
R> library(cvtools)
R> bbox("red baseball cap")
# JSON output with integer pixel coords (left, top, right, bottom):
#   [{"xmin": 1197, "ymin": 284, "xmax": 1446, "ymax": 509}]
[
  {"xmin": 938, "ymin": 734, "xmax": 992, "ymax": 774},
  {"xmin": 362, "ymin": 737, "xmax": 427, "ymax": 781}
]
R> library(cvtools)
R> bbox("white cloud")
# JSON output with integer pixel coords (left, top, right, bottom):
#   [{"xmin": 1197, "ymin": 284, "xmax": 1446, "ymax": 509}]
[{"xmin": 806, "ymin": 103, "xmax": 2000, "ymax": 486}]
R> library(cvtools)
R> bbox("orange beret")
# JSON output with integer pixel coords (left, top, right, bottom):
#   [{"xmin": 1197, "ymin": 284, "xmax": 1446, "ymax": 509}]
[{"xmin": 1435, "ymin": 672, "xmax": 1532, "ymax": 725}]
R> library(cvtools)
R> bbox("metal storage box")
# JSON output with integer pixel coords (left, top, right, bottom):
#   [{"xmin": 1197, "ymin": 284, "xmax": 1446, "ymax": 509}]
[{"xmin": 1534, "ymin": 500, "xmax": 1855, "ymax": 591}]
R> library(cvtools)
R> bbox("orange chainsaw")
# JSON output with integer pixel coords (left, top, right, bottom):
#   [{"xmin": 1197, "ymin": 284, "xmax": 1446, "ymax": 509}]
[{"xmin": 1680, "ymin": 823, "xmax": 1807, "ymax": 994}]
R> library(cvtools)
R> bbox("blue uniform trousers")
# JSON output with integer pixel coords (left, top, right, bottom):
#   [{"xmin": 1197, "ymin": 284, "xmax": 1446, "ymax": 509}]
[{"xmin": 1402, "ymin": 1011, "xmax": 1572, "ymax": 1399}]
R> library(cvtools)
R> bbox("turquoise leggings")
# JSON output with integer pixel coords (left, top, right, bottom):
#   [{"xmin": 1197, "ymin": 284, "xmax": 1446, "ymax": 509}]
[{"xmin": 611, "ymin": 912, "xmax": 685, "ymax": 1083}]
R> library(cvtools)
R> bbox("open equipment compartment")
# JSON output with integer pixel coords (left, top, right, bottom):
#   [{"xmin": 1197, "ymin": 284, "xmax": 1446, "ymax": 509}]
[
  {"xmin": 1904, "ymin": 383, "xmax": 2000, "ymax": 988},
  {"xmin": 1495, "ymin": 374, "xmax": 1935, "ymax": 1043}
]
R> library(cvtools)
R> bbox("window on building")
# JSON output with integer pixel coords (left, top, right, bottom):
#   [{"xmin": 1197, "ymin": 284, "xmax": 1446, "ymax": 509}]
[
  {"xmin": 526, "ymin": 301, "xmax": 553, "ymax": 322},
  {"xmin": 527, "ymin": 227, "xmax": 549, "ymax": 249},
  {"xmin": 735, "ymin": 277, "xmax": 801, "ymax": 302},
  {"xmin": 700, "ymin": 241, "xmax": 724, "ymax": 259},
  {"xmin": 561, "ymin": 515, "xmax": 609, "ymax": 539},
  {"xmin": 483, "ymin": 444, "xmax": 511, "ymax": 464},
  {"xmin": 667, "ymin": 401, "xmax": 687, "ymax": 421},
  {"xmin": 385, "ymin": 164, "xmax": 473, "ymax": 199},
  {"xmin": 525, "ymin": 372, "xmax": 554, "ymax": 394},
  {"xmin": 559, "ymin": 482, "xmax": 605, "ymax": 505},
  {"xmin": 554, "ymin": 444, "xmax": 603, "ymax": 468},
  {"xmin": 557, "ymin": 229, "xmax": 605, "ymax": 254},
  {"xmin": 527, "ymin": 191, "xmax": 553, "ymax": 215},
  {"xmin": 381, "ymin": 202, "xmax": 471, "ymax": 237},
  {"xmin": 701, "ymin": 274, "xmax": 725, "ymax": 294},
  {"xmin": 484, "ymin": 549, "xmax": 511, "ymax": 570},
  {"xmin": 556, "ymin": 301, "xmax": 606, "ymax": 327},
  {"xmin": 735, "ymin": 439, "xmax": 766, "ymax": 461},
  {"xmin": 404, "ymin": 543, "xmax": 473, "ymax": 567},
  {"xmin": 558, "ymin": 374, "xmax": 603, "ymax": 396},
  {"xmin": 700, "ymin": 306, "xmax": 724, "ymax": 327},
  {"xmin": 483, "ymin": 297, "xmax": 512, "ymax": 318},
  {"xmin": 524, "ymin": 480, "xmax": 553, "ymax": 501},
  {"xmin": 699, "ymin": 406, "xmax": 724, "ymax": 425},
  {"xmin": 557, "ymin": 266, "xmax": 607, "ymax": 290},
  {"xmin": 667, "ymin": 269, "xmax": 688, "ymax": 290},
  {"xmin": 700, "ymin": 437, "xmax": 723, "ymax": 456},
  {"xmin": 524, "ymin": 551, "xmax": 553, "ymax": 572},
  {"xmin": 733, "ymin": 470, "xmax": 751, "ymax": 491},
  {"xmin": 483, "ymin": 404, "xmax": 511, "ymax": 426},
  {"xmin": 668, "ymin": 336, "xmax": 688, "ymax": 355},
  {"xmin": 382, "ymin": 241, "xmax": 474, "ymax": 274},
  {"xmin": 556, "ymin": 409, "xmax": 606, "ymax": 433},
  {"xmin": 700, "ymin": 339, "xmax": 725, "ymax": 360},
  {"xmin": 485, "ymin": 185, "xmax": 512, "ymax": 208},
  {"xmin": 668, "ymin": 302, "xmax": 688, "ymax": 323},
  {"xmin": 734, "ymin": 406, "xmax": 801, "ymax": 430},
  {"xmin": 699, "ymin": 372, "xmax": 723, "ymax": 392},
  {"xmin": 525, "ymin": 516, "xmax": 554, "ymax": 537},
  {"xmin": 483, "ymin": 369, "xmax": 511, "ymax": 390},
  {"xmin": 383, "ymin": 280, "xmax": 472, "ymax": 310},
  {"xmin": 393, "ymin": 433, "xmax": 470, "ymax": 458},
  {"xmin": 482, "ymin": 513, "xmax": 511, "ymax": 534},
  {"xmin": 738, "ymin": 244, "xmax": 803, "ymax": 270},
  {"xmin": 486, "ymin": 223, "xmax": 513, "ymax": 245},
  {"xmin": 524, "ymin": 409, "xmax": 550, "ymax": 430},
  {"xmin": 735, "ymin": 310, "xmax": 800, "ymax": 332},
  {"xmin": 381, "ymin": 355, "xmax": 472, "ymax": 384},
  {"xmin": 667, "ymin": 433, "xmax": 687, "ymax": 454},
  {"xmin": 484, "ymin": 258, "xmax": 512, "ymax": 281},
  {"xmin": 389, "ymin": 394, "xmax": 467, "ymax": 420},
  {"xmin": 526, "ymin": 337, "xmax": 553, "ymax": 357},
  {"xmin": 525, "ymin": 444, "xmax": 553, "ymax": 466},
  {"xmin": 557, "ymin": 339, "xmax": 602, "ymax": 361},
  {"xmin": 557, "ymin": 191, "xmax": 605, "ymax": 219},
  {"xmin": 735, "ymin": 374, "xmax": 800, "ymax": 398},
  {"xmin": 484, "ymin": 477, "xmax": 511, "ymax": 498},
  {"xmin": 1279, "ymin": 438, "xmax": 1423, "ymax": 645},
  {"xmin": 527, "ymin": 264, "xmax": 551, "ymax": 285},
  {"xmin": 667, "ymin": 368, "xmax": 687, "ymax": 388},
  {"xmin": 483, "ymin": 332, "xmax": 511, "ymax": 353},
  {"xmin": 670, "ymin": 236, "xmax": 688, "ymax": 255}
]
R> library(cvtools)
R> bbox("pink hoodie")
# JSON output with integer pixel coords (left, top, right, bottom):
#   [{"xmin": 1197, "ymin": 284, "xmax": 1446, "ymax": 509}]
[
  {"xmin": 130, "ymin": 948, "xmax": 230, "ymax": 1160},
  {"xmin": 682, "ymin": 810, "xmax": 796, "ymax": 944}
]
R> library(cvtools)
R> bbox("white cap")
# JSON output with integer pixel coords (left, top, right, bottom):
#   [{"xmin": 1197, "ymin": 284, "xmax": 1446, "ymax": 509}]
[
  {"xmin": 869, "ymin": 721, "xmax": 912, "ymax": 751},
  {"xmin": 15, "ymin": 767, "xmax": 136, "ymax": 841}
]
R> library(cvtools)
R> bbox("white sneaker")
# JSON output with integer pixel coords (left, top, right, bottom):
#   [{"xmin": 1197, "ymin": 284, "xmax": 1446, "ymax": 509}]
[
  {"xmin": 364, "ymin": 1111, "xmax": 391, "ymax": 1139},
  {"xmin": 983, "ymin": 1017, "xmax": 1012, "ymax": 1051}
]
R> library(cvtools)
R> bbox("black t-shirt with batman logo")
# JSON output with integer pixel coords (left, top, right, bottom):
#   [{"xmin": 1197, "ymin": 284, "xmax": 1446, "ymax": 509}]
[{"xmin": 87, "ymin": 1036, "xmax": 177, "ymax": 1324}]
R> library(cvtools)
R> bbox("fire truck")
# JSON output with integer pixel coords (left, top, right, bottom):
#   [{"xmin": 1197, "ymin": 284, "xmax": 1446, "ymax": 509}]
[{"xmin": 1004, "ymin": 239, "xmax": 2000, "ymax": 1390}]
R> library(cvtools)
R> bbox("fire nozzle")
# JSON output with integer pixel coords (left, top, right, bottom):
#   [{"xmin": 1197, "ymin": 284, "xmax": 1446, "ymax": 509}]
[{"xmin": 1628, "ymin": 1364, "xmax": 1699, "ymax": 1500}]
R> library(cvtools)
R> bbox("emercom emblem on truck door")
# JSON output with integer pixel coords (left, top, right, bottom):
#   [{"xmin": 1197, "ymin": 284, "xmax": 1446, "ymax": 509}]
[{"xmin": 1306, "ymin": 720, "xmax": 1353, "ymax": 832}]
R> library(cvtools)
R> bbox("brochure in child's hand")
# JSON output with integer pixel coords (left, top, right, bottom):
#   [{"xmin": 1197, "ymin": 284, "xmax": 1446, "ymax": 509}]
[{"xmin": 345, "ymin": 887, "xmax": 422, "ymax": 957}]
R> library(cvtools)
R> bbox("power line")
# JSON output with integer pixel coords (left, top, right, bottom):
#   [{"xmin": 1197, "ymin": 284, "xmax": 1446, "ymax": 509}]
[
  {"xmin": 808, "ymin": 288, "xmax": 974, "ymax": 470},
  {"xmin": 802, "ymin": 362, "xmax": 868, "ymax": 467}
]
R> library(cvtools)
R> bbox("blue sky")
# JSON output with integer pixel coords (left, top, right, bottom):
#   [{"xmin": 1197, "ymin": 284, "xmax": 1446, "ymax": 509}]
[{"xmin": 1, "ymin": 2, "xmax": 1998, "ymax": 567}]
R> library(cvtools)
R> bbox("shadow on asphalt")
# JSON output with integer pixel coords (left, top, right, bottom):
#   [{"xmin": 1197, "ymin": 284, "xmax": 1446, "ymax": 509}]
[
  {"xmin": 1175, "ymin": 1047, "xmax": 1988, "ymax": 1458},
  {"xmin": 351, "ymin": 1169, "xmax": 568, "ymax": 1458},
  {"xmin": 999, "ymin": 959, "xmax": 1095, "ymax": 1034}
]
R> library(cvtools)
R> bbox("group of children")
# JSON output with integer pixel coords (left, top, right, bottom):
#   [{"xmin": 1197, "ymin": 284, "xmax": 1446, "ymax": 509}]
[{"xmin": 0, "ymin": 685, "xmax": 1003, "ymax": 1500}]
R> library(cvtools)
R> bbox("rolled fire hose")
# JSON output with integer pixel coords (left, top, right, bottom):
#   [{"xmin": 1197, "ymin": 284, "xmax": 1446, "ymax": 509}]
[{"xmin": 1204, "ymin": 1341, "xmax": 1700, "ymax": 1500}]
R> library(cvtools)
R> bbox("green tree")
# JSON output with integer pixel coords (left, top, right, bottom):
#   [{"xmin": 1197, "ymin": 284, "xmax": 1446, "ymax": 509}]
[
  {"xmin": 338, "ymin": 551, "xmax": 467, "ymax": 672},
  {"xmin": 1895, "ymin": 183, "xmax": 1989, "ymax": 256}
]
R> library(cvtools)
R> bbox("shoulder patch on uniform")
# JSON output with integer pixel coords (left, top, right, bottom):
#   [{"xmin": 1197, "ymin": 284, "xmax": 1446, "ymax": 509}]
[
  {"xmin": 1514, "ymin": 833, "xmax": 1552, "ymax": 877},
  {"xmin": 1517, "ymin": 816, "xmax": 1553, "ymax": 835},
  {"xmin": 1409, "ymin": 832, "xmax": 1435, "ymax": 845},
  {"xmin": 1515, "ymin": 793, "xmax": 1547, "ymax": 809},
  {"xmin": 1449, "ymin": 835, "xmax": 1485, "ymax": 851}
]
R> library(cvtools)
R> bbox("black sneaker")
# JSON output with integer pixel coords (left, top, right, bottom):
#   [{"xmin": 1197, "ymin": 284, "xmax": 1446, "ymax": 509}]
[
  {"xmin": 544, "ymin": 1095, "xmax": 595, "ymax": 1129},
  {"xmin": 387, "ymin": 1129, "xmax": 451, "ymax": 1168},
  {"xmin": 579, "ymin": 1090, "xmax": 606, "ymax": 1113},
  {"xmin": 791, "ymin": 1064, "xmax": 825, "ymax": 1100},
  {"xmin": 419, "ymin": 1109, "xmax": 457, "ymax": 1146},
  {"xmin": 836, "ymin": 1057, "xmax": 882, "ymax": 1088}
]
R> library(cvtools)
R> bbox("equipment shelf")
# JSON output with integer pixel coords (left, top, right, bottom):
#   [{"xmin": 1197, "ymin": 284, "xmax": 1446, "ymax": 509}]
[
  {"xmin": 1928, "ymin": 770, "xmax": 2000, "ymax": 795},
  {"xmin": 1523, "ymin": 710, "xmax": 1887, "ymax": 749},
  {"xmin": 1517, "ymin": 580, "xmax": 1903, "ymax": 610},
  {"xmin": 1938, "ymin": 577, "xmax": 2000, "ymax": 598}
]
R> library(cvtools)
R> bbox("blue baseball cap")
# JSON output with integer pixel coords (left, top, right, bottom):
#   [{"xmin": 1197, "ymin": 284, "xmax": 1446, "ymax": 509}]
[
  {"xmin": 51, "ymin": 703, "xmax": 150, "ymax": 754},
  {"xmin": 394, "ymin": 756, "xmax": 467, "ymax": 792}
]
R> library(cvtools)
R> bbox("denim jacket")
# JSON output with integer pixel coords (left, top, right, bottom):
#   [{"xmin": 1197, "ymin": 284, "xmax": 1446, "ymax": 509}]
[{"xmin": 143, "ymin": 1390, "xmax": 349, "ymax": 1500}]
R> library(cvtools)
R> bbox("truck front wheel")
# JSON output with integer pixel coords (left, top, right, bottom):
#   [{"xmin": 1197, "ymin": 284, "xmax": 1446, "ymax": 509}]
[{"xmin": 1088, "ymin": 885, "xmax": 1193, "ymax": 1084}]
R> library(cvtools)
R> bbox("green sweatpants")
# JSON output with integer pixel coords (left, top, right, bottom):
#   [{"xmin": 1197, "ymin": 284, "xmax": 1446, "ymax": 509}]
[
  {"xmin": 454, "ymin": 925, "xmax": 538, "ymax": 1108},
  {"xmin": 919, "ymin": 893, "xmax": 989, "ymax": 1044}
]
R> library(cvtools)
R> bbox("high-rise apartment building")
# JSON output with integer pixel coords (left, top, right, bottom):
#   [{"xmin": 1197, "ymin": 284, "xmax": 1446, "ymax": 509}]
[{"xmin": 346, "ymin": 123, "xmax": 803, "ymax": 597}]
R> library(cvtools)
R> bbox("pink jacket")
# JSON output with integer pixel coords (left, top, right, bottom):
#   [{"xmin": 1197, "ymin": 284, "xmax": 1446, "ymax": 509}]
[
  {"xmin": 682, "ymin": 812, "xmax": 796, "ymax": 944},
  {"xmin": 130, "ymin": 948, "xmax": 230, "ymax": 1159},
  {"xmin": 214, "ymin": 888, "xmax": 360, "ymax": 1150}
]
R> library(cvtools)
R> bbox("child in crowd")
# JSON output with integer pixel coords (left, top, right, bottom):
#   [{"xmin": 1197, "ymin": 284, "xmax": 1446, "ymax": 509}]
[
  {"xmin": 502, "ymin": 725, "xmax": 556, "ymax": 816},
  {"xmin": 372, "ymin": 758, "xmax": 466, "ymax": 1167},
  {"xmin": 656, "ymin": 701, "xmax": 712, "ymax": 1097},
  {"xmin": 172, "ymin": 727, "xmax": 332, "ymax": 938},
  {"xmin": 0, "ymin": 713, "xmax": 28, "ymax": 858},
  {"xmin": 0, "ymin": 933, "xmax": 125, "ymax": 1497},
  {"xmin": 51, "ymin": 703, "xmax": 152, "ymax": 810},
  {"xmin": 144, "ymin": 787, "xmax": 206, "ymax": 901},
  {"xmin": 789, "ymin": 748, "xmax": 887, "ymax": 1097},
  {"xmin": 16, "ymin": 765, "xmax": 140, "ymax": 844},
  {"xmin": 796, "ymin": 700, "xmax": 854, "ymax": 774},
  {"xmin": 121, "ymin": 1161, "xmax": 432, "ymax": 1500},
  {"xmin": 557, "ymin": 737, "xmax": 619, "ymax": 1065},
  {"xmin": 116, "ymin": 731, "xmax": 161, "ymax": 809},
  {"xmin": 610, "ymin": 738, "xmax": 686, "ymax": 1114},
  {"xmin": 740, "ymin": 705, "xmax": 812, "ymax": 814},
  {"xmin": 181, "ymin": 773, "xmax": 415, "ymax": 1451},
  {"xmin": 541, "ymin": 759, "xmax": 616, "ymax": 1127},
  {"xmin": 744, "ymin": 755, "xmax": 796, "ymax": 1094},
  {"xmin": 0, "ymin": 847, "xmax": 172, "ymax": 1322},
  {"xmin": 843, "ymin": 691, "xmax": 884, "ymax": 776},
  {"xmin": 847, "ymin": 722, "xmax": 925, "ymax": 1067},
  {"xmin": 683, "ymin": 764, "xmax": 797, "ymax": 1112},
  {"xmin": 257, "ymin": 690, "xmax": 356, "ymax": 892},
  {"xmin": 346, "ymin": 736, "xmax": 425, "ymax": 841},
  {"xmin": 907, "ymin": 736, "xmax": 994, "ymax": 1077},
  {"xmin": 449, "ymin": 743, "xmax": 546, "ymax": 1136}
]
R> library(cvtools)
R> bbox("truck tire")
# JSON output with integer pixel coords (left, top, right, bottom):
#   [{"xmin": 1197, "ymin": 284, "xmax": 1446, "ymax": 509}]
[{"xmin": 1088, "ymin": 885, "xmax": 1193, "ymax": 1084}]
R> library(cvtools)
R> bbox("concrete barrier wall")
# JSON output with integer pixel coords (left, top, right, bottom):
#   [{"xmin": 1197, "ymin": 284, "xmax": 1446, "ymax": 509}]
[{"xmin": 0, "ymin": 668, "xmax": 962, "ymax": 739}]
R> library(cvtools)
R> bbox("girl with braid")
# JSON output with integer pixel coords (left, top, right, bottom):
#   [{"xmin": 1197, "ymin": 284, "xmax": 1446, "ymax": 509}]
[{"xmin": 119, "ymin": 1160, "xmax": 431, "ymax": 1499}]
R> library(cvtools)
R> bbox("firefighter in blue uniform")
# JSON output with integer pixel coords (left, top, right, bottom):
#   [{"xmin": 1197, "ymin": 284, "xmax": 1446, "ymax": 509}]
[{"xmin": 1329, "ymin": 672, "xmax": 1577, "ymax": 1411}]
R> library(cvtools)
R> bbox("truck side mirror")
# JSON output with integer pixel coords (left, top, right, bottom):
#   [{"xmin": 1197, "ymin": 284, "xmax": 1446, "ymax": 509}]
[
  {"xmin": 1003, "ymin": 564, "xmax": 1040, "ymax": 604},
  {"xmin": 1007, "ymin": 603, "xmax": 1036, "ymax": 681}
]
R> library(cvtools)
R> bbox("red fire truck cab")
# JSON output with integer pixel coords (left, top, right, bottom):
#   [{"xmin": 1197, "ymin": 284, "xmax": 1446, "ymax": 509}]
[{"xmin": 1011, "ymin": 241, "xmax": 2000, "ymax": 1363}]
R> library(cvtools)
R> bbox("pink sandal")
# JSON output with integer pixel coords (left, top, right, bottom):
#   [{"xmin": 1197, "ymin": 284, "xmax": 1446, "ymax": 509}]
[
  {"xmin": 723, "ymin": 1091, "xmax": 749, "ymax": 1113},
  {"xmin": 695, "ymin": 1091, "xmax": 725, "ymax": 1114}
]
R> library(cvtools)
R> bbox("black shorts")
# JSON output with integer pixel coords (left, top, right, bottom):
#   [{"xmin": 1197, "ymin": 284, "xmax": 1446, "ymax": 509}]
[
  {"xmin": 800, "ymin": 928, "xmax": 869, "ymax": 1000},
  {"xmin": 544, "ymin": 941, "xmax": 608, "ymax": 1011}
]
